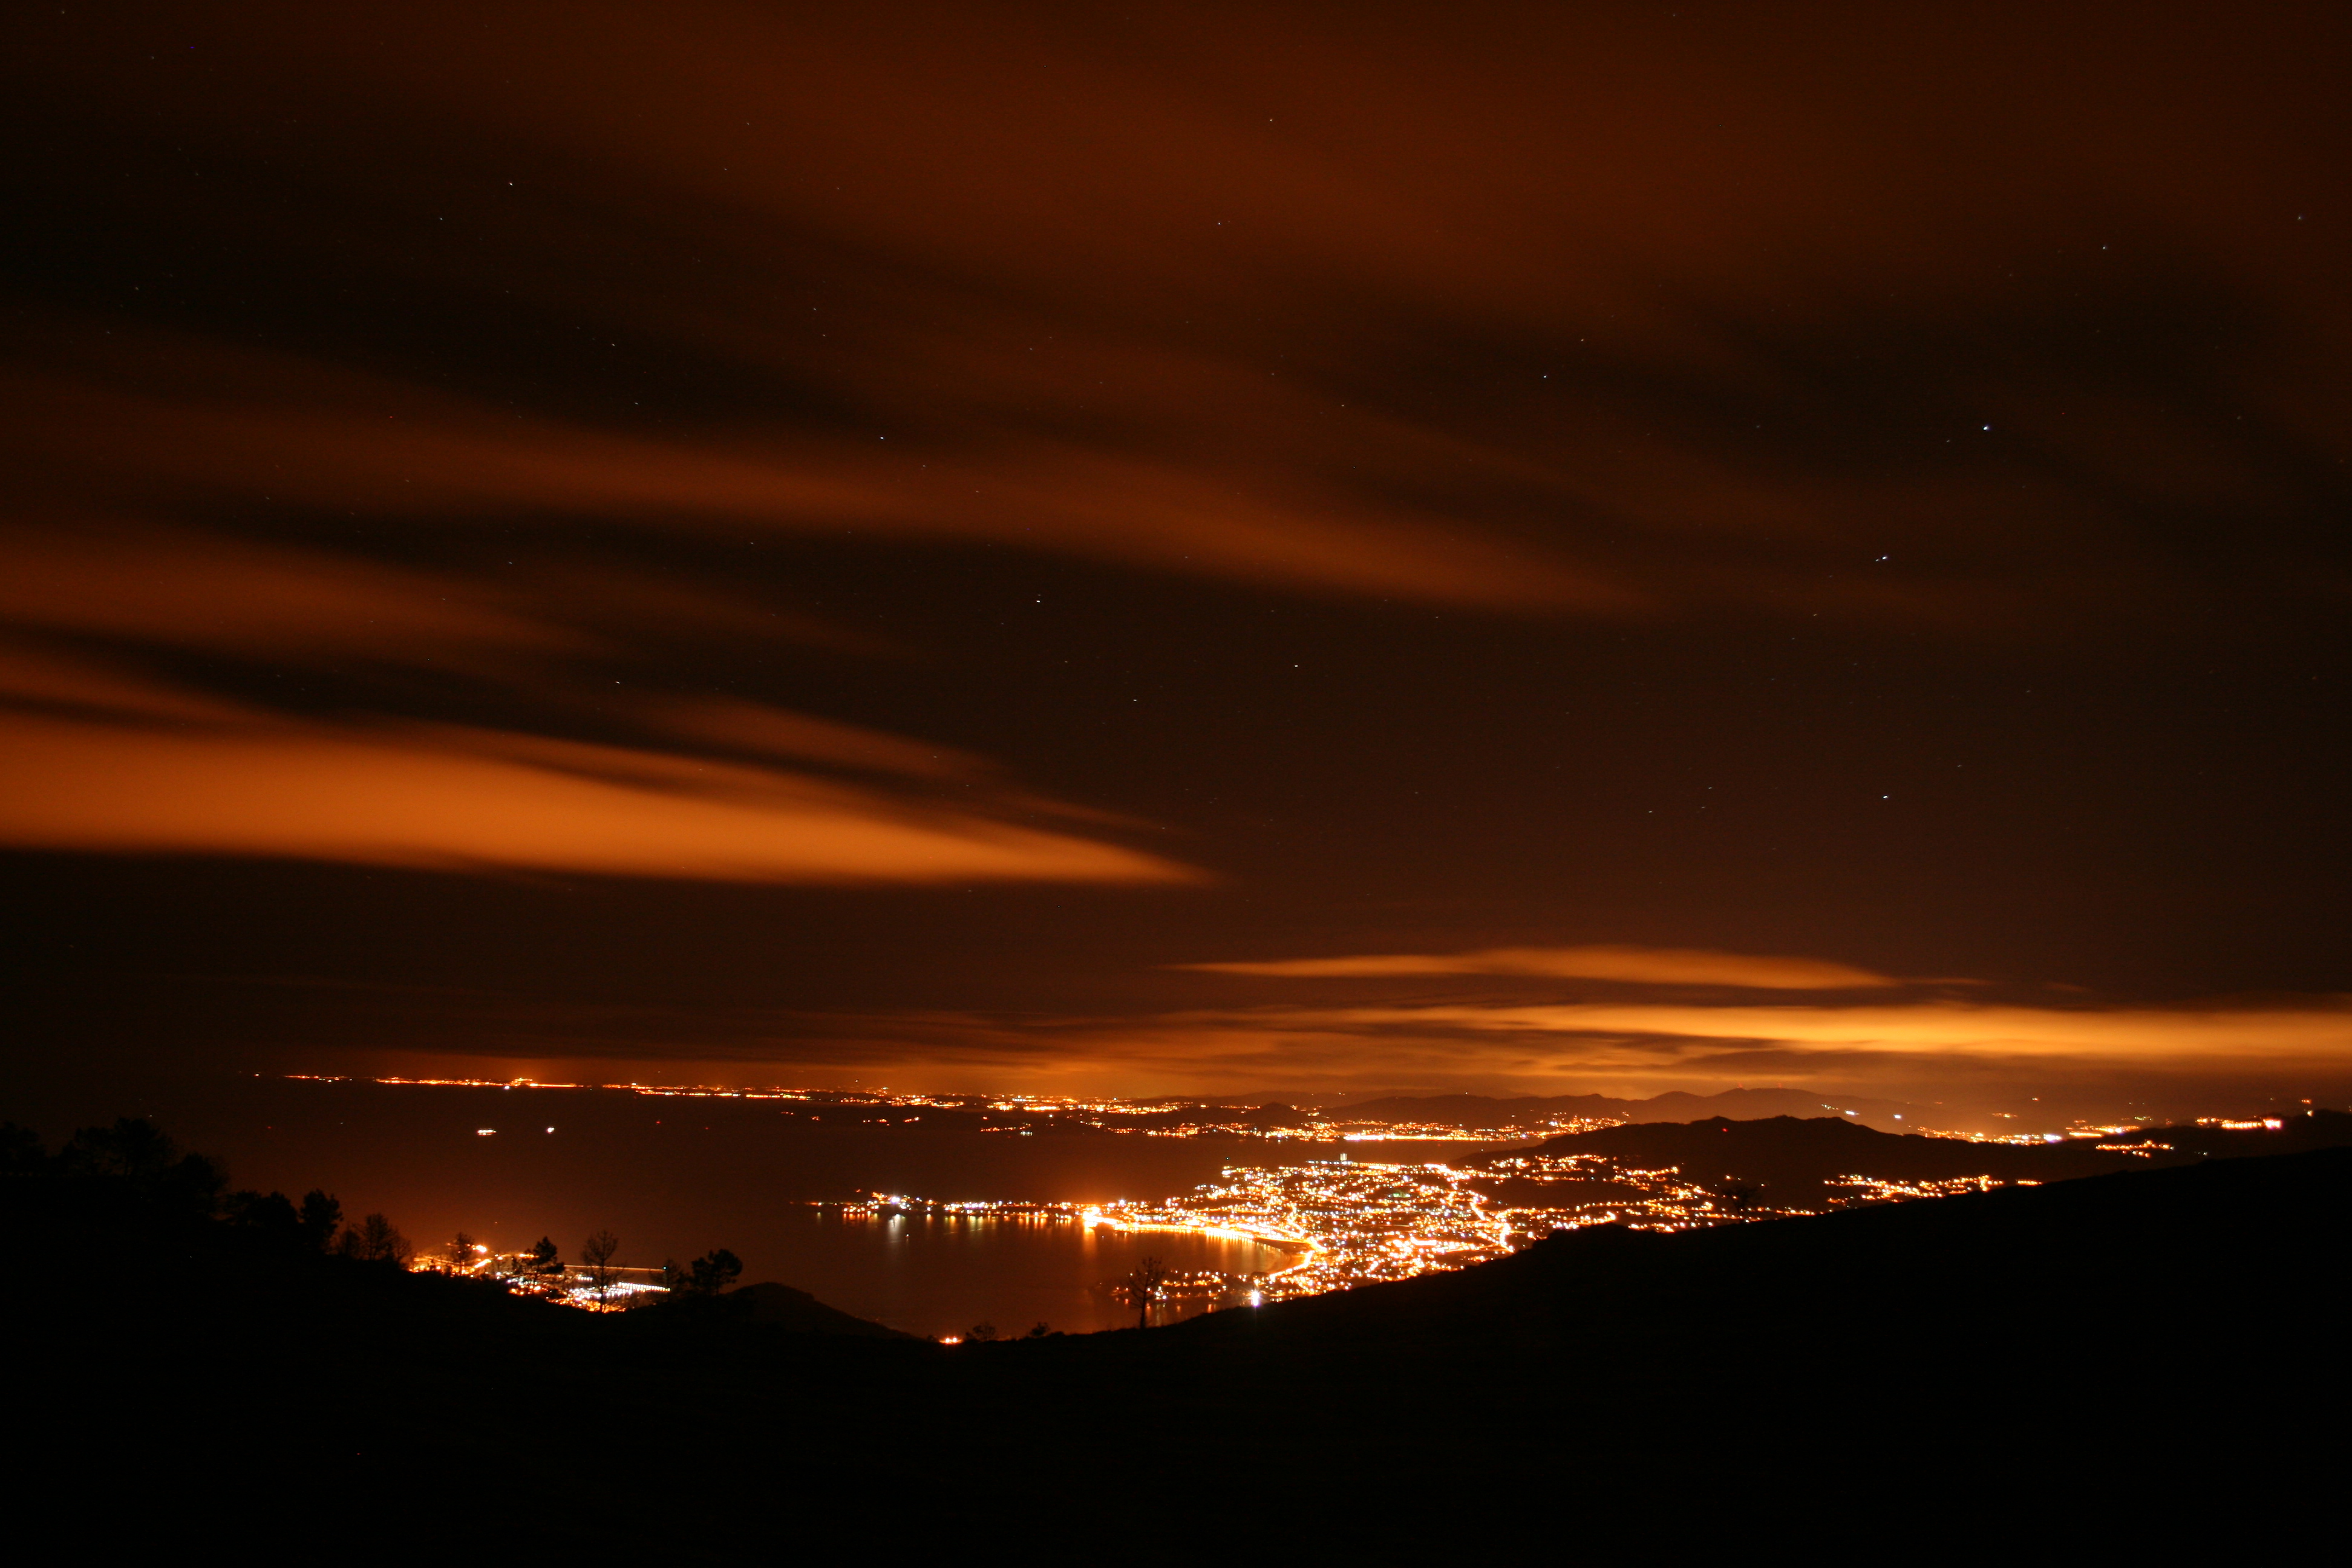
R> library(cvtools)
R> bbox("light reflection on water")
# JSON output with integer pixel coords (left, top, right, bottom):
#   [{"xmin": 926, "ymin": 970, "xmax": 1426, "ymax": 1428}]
[{"xmin": 778, "ymin": 1207, "xmax": 1286, "ymax": 1338}]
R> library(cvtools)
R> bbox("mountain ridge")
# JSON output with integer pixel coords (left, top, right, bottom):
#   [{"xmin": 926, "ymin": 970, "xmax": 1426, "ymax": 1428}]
[{"xmin": 1324, "ymin": 1085, "xmax": 1918, "ymax": 1129}]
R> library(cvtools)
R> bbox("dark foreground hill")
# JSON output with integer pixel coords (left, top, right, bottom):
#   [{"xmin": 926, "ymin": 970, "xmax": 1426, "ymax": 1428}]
[{"xmin": 13, "ymin": 1128, "xmax": 2348, "ymax": 1547}]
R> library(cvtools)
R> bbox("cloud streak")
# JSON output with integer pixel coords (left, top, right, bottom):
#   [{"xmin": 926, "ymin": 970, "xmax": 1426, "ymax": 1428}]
[
  {"xmin": 354, "ymin": 993, "xmax": 2352, "ymax": 1105},
  {"xmin": 0, "ymin": 650, "xmax": 1193, "ymax": 884},
  {"xmin": 7, "ymin": 332, "xmax": 1622, "ymax": 611},
  {"xmin": 763, "ymin": 996, "xmax": 2352, "ymax": 1099},
  {"xmin": 1268, "ymin": 999, "xmax": 2352, "ymax": 1069},
  {"xmin": 1180, "ymin": 944, "xmax": 1906, "ymax": 990},
  {"xmin": 18, "ymin": 4, "xmax": 2350, "ymax": 634},
  {"xmin": 0, "ymin": 520, "xmax": 573, "ymax": 664}
]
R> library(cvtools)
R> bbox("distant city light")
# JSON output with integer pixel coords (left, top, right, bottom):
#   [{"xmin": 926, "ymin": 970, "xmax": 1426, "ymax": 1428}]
[{"xmin": 315, "ymin": 1074, "xmax": 2237, "ymax": 1321}]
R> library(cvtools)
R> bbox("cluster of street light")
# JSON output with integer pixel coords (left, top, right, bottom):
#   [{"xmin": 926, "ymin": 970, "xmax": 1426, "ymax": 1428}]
[
  {"xmin": 861, "ymin": 1137, "xmax": 2088, "ymax": 1315},
  {"xmin": 1092, "ymin": 1156, "xmax": 1518, "ymax": 1298}
]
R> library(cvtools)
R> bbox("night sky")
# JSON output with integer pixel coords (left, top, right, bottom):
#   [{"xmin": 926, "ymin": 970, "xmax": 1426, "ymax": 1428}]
[{"xmin": 5, "ymin": 2, "xmax": 2349, "ymax": 1108}]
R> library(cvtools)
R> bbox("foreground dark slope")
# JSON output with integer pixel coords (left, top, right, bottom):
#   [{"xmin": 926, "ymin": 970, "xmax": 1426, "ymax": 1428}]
[{"xmin": 20, "ymin": 1146, "xmax": 2348, "ymax": 1541}]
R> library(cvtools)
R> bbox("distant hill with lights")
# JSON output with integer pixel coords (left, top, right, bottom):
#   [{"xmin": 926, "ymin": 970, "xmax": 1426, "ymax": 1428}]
[
  {"xmin": 1466, "ymin": 1108, "xmax": 2352, "ymax": 1210},
  {"xmin": 1322, "ymin": 1085, "xmax": 1922, "ymax": 1129},
  {"xmin": 1489, "ymin": 1113, "xmax": 2097, "ymax": 1205}
]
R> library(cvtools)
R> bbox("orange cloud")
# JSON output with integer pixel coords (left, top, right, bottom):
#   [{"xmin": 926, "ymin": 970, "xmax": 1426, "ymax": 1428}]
[
  {"xmin": 6, "ymin": 336, "xmax": 1624, "ymax": 611},
  {"xmin": 1180, "ymin": 944, "xmax": 1905, "ymax": 990},
  {"xmin": 16, "ymin": 4, "xmax": 2352, "ymax": 645},
  {"xmin": 669, "ymin": 995, "xmax": 2352, "ymax": 1100},
  {"xmin": 0, "ymin": 521, "xmax": 570, "ymax": 662},
  {"xmin": 1202, "ymin": 998, "xmax": 2352, "ymax": 1075},
  {"xmin": 0, "ymin": 654, "xmax": 1193, "ymax": 884},
  {"xmin": 630, "ymin": 696, "xmax": 995, "ymax": 783}
]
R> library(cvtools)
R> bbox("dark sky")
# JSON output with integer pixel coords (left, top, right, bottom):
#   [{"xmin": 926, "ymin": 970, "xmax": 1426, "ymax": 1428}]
[{"xmin": 5, "ymin": 1, "xmax": 2349, "ymax": 1105}]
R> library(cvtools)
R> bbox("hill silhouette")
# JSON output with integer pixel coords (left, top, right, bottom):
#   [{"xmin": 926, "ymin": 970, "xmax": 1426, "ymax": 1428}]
[
  {"xmin": 1474, "ymin": 1108, "xmax": 2352, "ymax": 1210},
  {"xmin": 635, "ymin": 1278, "xmax": 910, "ymax": 1338},
  {"xmin": 14, "ymin": 1114, "xmax": 2345, "ymax": 1544},
  {"xmin": 1327, "ymin": 1085, "xmax": 1915, "ymax": 1129},
  {"xmin": 1488, "ymin": 1112, "xmax": 2137, "ymax": 1207}
]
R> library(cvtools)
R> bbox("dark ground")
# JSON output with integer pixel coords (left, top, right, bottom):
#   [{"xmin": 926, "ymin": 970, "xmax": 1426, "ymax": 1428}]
[{"xmin": 11, "ymin": 1125, "xmax": 2347, "ymax": 1549}]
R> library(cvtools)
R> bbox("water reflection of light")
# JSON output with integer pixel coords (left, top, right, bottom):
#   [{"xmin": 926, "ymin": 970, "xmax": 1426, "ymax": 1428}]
[{"xmin": 801, "ymin": 1204, "xmax": 1287, "ymax": 1336}]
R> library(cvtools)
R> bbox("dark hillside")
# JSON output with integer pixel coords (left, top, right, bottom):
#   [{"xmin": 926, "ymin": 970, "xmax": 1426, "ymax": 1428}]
[
  {"xmin": 1327, "ymin": 1086, "xmax": 1911, "ymax": 1128},
  {"xmin": 15, "ymin": 1122, "xmax": 2347, "ymax": 1544},
  {"xmin": 1491, "ymin": 1108, "xmax": 2352, "ymax": 1209},
  {"xmin": 1498, "ymin": 1113, "xmax": 2139, "ymax": 1206}
]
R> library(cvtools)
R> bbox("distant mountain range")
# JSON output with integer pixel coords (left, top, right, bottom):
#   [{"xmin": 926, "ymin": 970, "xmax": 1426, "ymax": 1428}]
[
  {"xmin": 1472, "ymin": 1109, "xmax": 2352, "ymax": 1209},
  {"xmin": 1324, "ymin": 1085, "xmax": 1921, "ymax": 1130}
]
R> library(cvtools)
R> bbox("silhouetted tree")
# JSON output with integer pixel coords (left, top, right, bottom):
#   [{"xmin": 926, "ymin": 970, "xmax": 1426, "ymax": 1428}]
[
  {"xmin": 965, "ymin": 1321, "xmax": 999, "ymax": 1342},
  {"xmin": 60, "ymin": 1117, "xmax": 226, "ymax": 1214},
  {"xmin": 1715, "ymin": 1180, "xmax": 1763, "ymax": 1214},
  {"xmin": 529, "ymin": 1235, "xmax": 562, "ymax": 1274},
  {"xmin": 1027, "ymin": 1321, "xmax": 1051, "ymax": 1338},
  {"xmin": 445, "ymin": 1231, "xmax": 476, "ymax": 1273},
  {"xmin": 687, "ymin": 1241, "xmax": 738, "ymax": 1298},
  {"xmin": 0, "ymin": 1122, "xmax": 45, "ymax": 1174},
  {"xmin": 581, "ymin": 1229, "xmax": 621, "ymax": 1295},
  {"xmin": 1118, "ymin": 1256, "xmax": 1172, "ymax": 1329},
  {"xmin": 226, "ymin": 1189, "xmax": 303, "ymax": 1246},
  {"xmin": 299, "ymin": 1190, "xmax": 342, "ymax": 1251},
  {"xmin": 166, "ymin": 1152, "xmax": 229, "ymax": 1214},
  {"xmin": 351, "ymin": 1212, "xmax": 412, "ymax": 1267},
  {"xmin": 65, "ymin": 1117, "xmax": 177, "ymax": 1178}
]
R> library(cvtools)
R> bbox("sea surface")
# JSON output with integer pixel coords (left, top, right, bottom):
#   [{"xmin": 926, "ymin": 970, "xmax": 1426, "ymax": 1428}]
[{"xmin": 25, "ymin": 1074, "xmax": 1524, "ymax": 1337}]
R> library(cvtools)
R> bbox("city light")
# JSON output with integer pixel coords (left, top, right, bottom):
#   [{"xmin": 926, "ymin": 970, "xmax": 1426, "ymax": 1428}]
[{"xmin": 351, "ymin": 1074, "xmax": 2307, "ymax": 1320}]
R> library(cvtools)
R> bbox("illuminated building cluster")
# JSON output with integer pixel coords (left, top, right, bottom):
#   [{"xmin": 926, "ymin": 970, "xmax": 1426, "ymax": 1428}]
[
  {"xmin": 1094, "ymin": 1157, "xmax": 1518, "ymax": 1297},
  {"xmin": 860, "ymin": 1138, "xmax": 2103, "ymax": 1315},
  {"xmin": 404, "ymin": 1237, "xmax": 670, "ymax": 1313},
  {"xmin": 1821, "ymin": 1173, "xmax": 2019, "ymax": 1204},
  {"xmin": 1471, "ymin": 1150, "xmax": 1802, "ymax": 1235},
  {"xmin": 1315, "ymin": 1114, "xmax": 1624, "ymax": 1143}
]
